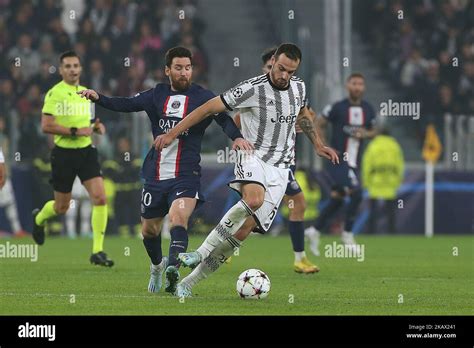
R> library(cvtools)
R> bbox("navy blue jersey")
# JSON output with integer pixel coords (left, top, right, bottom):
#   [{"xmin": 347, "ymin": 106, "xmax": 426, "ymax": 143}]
[
  {"xmin": 96, "ymin": 83, "xmax": 242, "ymax": 185},
  {"xmin": 322, "ymin": 98, "xmax": 376, "ymax": 168}
]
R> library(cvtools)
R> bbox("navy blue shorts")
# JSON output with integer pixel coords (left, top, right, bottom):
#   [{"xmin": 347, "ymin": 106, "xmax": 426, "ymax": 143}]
[
  {"xmin": 285, "ymin": 165, "xmax": 303, "ymax": 196},
  {"xmin": 140, "ymin": 176, "xmax": 205, "ymax": 219},
  {"xmin": 327, "ymin": 162, "xmax": 360, "ymax": 192}
]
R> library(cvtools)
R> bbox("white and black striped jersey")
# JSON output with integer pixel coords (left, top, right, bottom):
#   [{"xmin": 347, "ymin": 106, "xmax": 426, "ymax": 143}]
[{"xmin": 220, "ymin": 74, "xmax": 307, "ymax": 169}]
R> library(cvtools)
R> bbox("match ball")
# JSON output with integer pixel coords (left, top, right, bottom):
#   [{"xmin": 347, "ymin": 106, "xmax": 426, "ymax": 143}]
[{"xmin": 236, "ymin": 269, "xmax": 271, "ymax": 299}]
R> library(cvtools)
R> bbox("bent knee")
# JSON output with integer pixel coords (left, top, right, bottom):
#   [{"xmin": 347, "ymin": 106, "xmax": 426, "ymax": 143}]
[
  {"xmin": 243, "ymin": 197, "xmax": 264, "ymax": 211},
  {"xmin": 168, "ymin": 214, "xmax": 188, "ymax": 229},
  {"xmin": 142, "ymin": 227, "xmax": 159, "ymax": 238}
]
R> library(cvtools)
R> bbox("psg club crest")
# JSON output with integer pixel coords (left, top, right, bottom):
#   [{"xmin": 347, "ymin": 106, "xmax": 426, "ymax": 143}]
[{"xmin": 171, "ymin": 100, "xmax": 181, "ymax": 109}]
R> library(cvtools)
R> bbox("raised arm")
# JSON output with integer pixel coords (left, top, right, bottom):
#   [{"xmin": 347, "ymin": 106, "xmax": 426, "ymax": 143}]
[
  {"xmin": 77, "ymin": 88, "xmax": 152, "ymax": 112},
  {"xmin": 297, "ymin": 106, "xmax": 339, "ymax": 164},
  {"xmin": 154, "ymin": 96, "xmax": 226, "ymax": 151}
]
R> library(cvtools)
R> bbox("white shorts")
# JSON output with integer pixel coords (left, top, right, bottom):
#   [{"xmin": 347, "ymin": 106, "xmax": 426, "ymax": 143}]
[{"xmin": 228, "ymin": 153, "xmax": 289, "ymax": 233}]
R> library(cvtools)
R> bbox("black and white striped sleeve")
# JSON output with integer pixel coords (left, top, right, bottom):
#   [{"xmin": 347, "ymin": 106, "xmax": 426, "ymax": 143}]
[{"xmin": 220, "ymin": 80, "xmax": 257, "ymax": 111}]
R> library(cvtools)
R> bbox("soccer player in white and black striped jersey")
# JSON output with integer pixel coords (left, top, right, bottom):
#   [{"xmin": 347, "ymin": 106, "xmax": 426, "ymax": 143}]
[
  {"xmin": 233, "ymin": 47, "xmax": 320, "ymax": 274},
  {"xmin": 155, "ymin": 43, "xmax": 339, "ymax": 297}
]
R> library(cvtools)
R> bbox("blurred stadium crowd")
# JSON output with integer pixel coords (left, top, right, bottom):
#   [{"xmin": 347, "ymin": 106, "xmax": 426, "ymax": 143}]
[
  {"xmin": 358, "ymin": 0, "xmax": 474, "ymax": 141},
  {"xmin": 0, "ymin": 0, "xmax": 208, "ymax": 237},
  {"xmin": 0, "ymin": 0, "xmax": 207, "ymax": 162},
  {"xmin": 0, "ymin": 0, "xmax": 472, "ymax": 238}
]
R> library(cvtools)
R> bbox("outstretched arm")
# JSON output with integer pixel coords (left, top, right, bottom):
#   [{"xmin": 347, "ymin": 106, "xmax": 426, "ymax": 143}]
[
  {"xmin": 214, "ymin": 112, "xmax": 254, "ymax": 151},
  {"xmin": 154, "ymin": 96, "xmax": 226, "ymax": 151},
  {"xmin": 77, "ymin": 89, "xmax": 151, "ymax": 112},
  {"xmin": 297, "ymin": 106, "xmax": 339, "ymax": 164}
]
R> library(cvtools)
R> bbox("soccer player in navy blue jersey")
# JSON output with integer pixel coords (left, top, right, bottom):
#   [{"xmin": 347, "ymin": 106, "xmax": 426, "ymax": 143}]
[
  {"xmin": 305, "ymin": 73, "xmax": 378, "ymax": 255},
  {"xmin": 78, "ymin": 47, "xmax": 253, "ymax": 294}
]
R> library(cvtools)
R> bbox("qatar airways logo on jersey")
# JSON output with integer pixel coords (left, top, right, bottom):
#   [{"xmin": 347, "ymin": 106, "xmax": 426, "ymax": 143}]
[
  {"xmin": 158, "ymin": 119, "xmax": 189, "ymax": 136},
  {"xmin": 270, "ymin": 112, "xmax": 297, "ymax": 124}
]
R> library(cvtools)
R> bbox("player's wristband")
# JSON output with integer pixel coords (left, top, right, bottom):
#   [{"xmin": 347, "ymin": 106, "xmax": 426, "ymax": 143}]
[{"xmin": 70, "ymin": 127, "xmax": 78, "ymax": 137}]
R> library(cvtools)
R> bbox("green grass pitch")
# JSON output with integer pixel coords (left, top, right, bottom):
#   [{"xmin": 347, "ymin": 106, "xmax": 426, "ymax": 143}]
[{"xmin": 0, "ymin": 235, "xmax": 472, "ymax": 315}]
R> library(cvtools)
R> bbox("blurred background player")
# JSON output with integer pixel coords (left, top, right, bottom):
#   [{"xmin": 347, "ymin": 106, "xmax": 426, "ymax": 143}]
[
  {"xmin": 104, "ymin": 137, "xmax": 142, "ymax": 238},
  {"xmin": 234, "ymin": 47, "xmax": 319, "ymax": 274},
  {"xmin": 362, "ymin": 127, "xmax": 404, "ymax": 235},
  {"xmin": 0, "ymin": 122, "xmax": 27, "ymax": 238},
  {"xmin": 0, "ymin": 145, "xmax": 27, "ymax": 238},
  {"xmin": 32, "ymin": 50, "xmax": 113, "ymax": 267},
  {"xmin": 305, "ymin": 73, "xmax": 377, "ymax": 255},
  {"xmin": 0, "ymin": 147, "xmax": 4, "ymax": 189},
  {"xmin": 78, "ymin": 47, "xmax": 251, "ymax": 294},
  {"xmin": 64, "ymin": 177, "xmax": 92, "ymax": 239}
]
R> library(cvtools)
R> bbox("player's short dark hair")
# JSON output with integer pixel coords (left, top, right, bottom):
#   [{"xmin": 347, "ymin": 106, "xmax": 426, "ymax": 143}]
[
  {"xmin": 261, "ymin": 47, "xmax": 277, "ymax": 64},
  {"xmin": 59, "ymin": 50, "xmax": 81, "ymax": 64},
  {"xmin": 274, "ymin": 43, "xmax": 302, "ymax": 62},
  {"xmin": 165, "ymin": 46, "xmax": 193, "ymax": 67},
  {"xmin": 347, "ymin": 72, "xmax": 365, "ymax": 81}
]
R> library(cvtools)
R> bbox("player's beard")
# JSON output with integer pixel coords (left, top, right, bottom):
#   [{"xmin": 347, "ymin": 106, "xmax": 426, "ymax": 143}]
[
  {"xmin": 270, "ymin": 70, "xmax": 288, "ymax": 89},
  {"xmin": 172, "ymin": 77, "xmax": 191, "ymax": 92},
  {"xmin": 349, "ymin": 90, "xmax": 363, "ymax": 102}
]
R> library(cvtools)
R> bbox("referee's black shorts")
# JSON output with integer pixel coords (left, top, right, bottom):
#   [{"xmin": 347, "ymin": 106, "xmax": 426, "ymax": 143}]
[{"xmin": 50, "ymin": 145, "xmax": 102, "ymax": 193}]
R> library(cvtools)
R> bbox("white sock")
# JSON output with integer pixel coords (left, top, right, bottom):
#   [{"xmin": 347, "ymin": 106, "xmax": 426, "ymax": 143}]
[
  {"xmin": 5, "ymin": 203, "xmax": 21, "ymax": 232},
  {"xmin": 341, "ymin": 231, "xmax": 356, "ymax": 244},
  {"xmin": 151, "ymin": 257, "xmax": 166, "ymax": 272},
  {"xmin": 305, "ymin": 226, "xmax": 320, "ymax": 237},
  {"xmin": 80, "ymin": 201, "xmax": 92, "ymax": 236},
  {"xmin": 65, "ymin": 208, "xmax": 77, "ymax": 238},
  {"xmin": 183, "ymin": 236, "xmax": 240, "ymax": 288},
  {"xmin": 294, "ymin": 251, "xmax": 306, "ymax": 262},
  {"xmin": 196, "ymin": 200, "xmax": 252, "ymax": 259}
]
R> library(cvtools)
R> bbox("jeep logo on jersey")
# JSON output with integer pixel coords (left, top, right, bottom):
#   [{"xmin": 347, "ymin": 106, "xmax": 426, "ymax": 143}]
[{"xmin": 270, "ymin": 113, "xmax": 297, "ymax": 124}]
